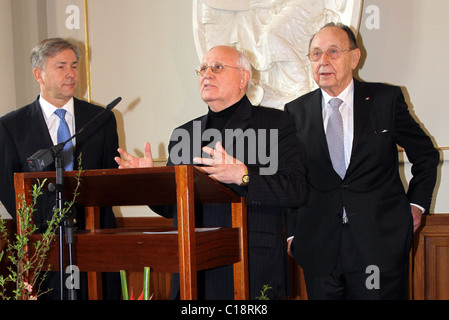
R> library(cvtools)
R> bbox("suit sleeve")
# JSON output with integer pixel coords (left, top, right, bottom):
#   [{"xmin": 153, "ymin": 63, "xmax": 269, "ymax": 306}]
[
  {"xmin": 102, "ymin": 112, "xmax": 120, "ymax": 169},
  {"xmin": 283, "ymin": 103, "xmax": 304, "ymax": 237},
  {"xmin": 393, "ymin": 87, "xmax": 439, "ymax": 213},
  {"xmin": 0, "ymin": 119, "xmax": 20, "ymax": 219},
  {"xmin": 148, "ymin": 136, "xmax": 178, "ymax": 219},
  {"xmin": 244, "ymin": 111, "xmax": 307, "ymax": 208}
]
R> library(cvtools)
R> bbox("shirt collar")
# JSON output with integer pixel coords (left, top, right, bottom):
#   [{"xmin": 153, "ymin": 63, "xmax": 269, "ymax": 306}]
[
  {"xmin": 39, "ymin": 95, "xmax": 75, "ymax": 120},
  {"xmin": 321, "ymin": 79, "xmax": 354, "ymax": 109}
]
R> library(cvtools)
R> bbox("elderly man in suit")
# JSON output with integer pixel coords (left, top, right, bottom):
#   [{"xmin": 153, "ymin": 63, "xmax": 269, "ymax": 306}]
[
  {"xmin": 116, "ymin": 45, "xmax": 307, "ymax": 299},
  {"xmin": 285, "ymin": 23, "xmax": 439, "ymax": 300},
  {"xmin": 0, "ymin": 38, "xmax": 120, "ymax": 299}
]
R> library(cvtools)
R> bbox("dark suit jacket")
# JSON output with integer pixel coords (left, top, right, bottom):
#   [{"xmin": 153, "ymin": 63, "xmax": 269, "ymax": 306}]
[
  {"xmin": 0, "ymin": 96, "xmax": 119, "ymax": 230},
  {"xmin": 152, "ymin": 95, "xmax": 306, "ymax": 299},
  {"xmin": 284, "ymin": 79, "xmax": 439, "ymax": 276}
]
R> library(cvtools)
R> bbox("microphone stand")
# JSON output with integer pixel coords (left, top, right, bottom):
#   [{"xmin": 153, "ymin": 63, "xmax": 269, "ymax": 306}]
[
  {"xmin": 54, "ymin": 155, "xmax": 65, "ymax": 300},
  {"xmin": 27, "ymin": 97, "xmax": 122, "ymax": 300},
  {"xmin": 55, "ymin": 154, "xmax": 77, "ymax": 300},
  {"xmin": 64, "ymin": 205, "xmax": 77, "ymax": 301}
]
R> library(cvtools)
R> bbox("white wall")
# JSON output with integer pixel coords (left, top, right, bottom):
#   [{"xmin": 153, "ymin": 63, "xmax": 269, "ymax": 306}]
[
  {"xmin": 1, "ymin": 0, "xmax": 448, "ymax": 217},
  {"xmin": 0, "ymin": 0, "xmax": 16, "ymax": 219},
  {"xmin": 357, "ymin": 0, "xmax": 448, "ymax": 213},
  {"xmin": 358, "ymin": 0, "xmax": 448, "ymax": 147},
  {"xmin": 86, "ymin": 0, "xmax": 204, "ymax": 217},
  {"xmin": 0, "ymin": 0, "xmax": 16, "ymax": 115}
]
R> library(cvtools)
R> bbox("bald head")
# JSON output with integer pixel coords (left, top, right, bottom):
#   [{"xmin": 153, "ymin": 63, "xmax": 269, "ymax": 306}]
[{"xmin": 198, "ymin": 46, "xmax": 252, "ymax": 112}]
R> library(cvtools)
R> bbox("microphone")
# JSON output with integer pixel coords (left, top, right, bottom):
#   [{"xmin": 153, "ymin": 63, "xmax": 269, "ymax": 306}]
[{"xmin": 27, "ymin": 97, "xmax": 122, "ymax": 171}]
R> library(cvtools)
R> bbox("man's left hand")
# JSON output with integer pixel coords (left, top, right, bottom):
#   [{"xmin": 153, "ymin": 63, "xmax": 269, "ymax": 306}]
[
  {"xmin": 193, "ymin": 141, "xmax": 246, "ymax": 185},
  {"xmin": 411, "ymin": 205, "xmax": 423, "ymax": 233}
]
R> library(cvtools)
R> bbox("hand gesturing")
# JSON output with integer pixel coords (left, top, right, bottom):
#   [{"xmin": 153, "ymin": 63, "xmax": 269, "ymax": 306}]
[{"xmin": 115, "ymin": 142, "xmax": 154, "ymax": 168}]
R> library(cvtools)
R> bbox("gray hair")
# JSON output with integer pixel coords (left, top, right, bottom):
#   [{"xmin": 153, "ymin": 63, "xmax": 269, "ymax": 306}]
[
  {"xmin": 235, "ymin": 49, "xmax": 253, "ymax": 92},
  {"xmin": 30, "ymin": 38, "xmax": 81, "ymax": 70},
  {"xmin": 309, "ymin": 22, "xmax": 359, "ymax": 50}
]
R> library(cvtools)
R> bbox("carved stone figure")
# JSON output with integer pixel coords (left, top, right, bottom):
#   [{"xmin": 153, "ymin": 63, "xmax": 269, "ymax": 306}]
[{"xmin": 193, "ymin": 0, "xmax": 362, "ymax": 108}]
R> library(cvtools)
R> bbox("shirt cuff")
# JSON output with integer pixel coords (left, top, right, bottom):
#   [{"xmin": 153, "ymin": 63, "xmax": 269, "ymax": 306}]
[{"xmin": 411, "ymin": 203, "xmax": 425, "ymax": 214}]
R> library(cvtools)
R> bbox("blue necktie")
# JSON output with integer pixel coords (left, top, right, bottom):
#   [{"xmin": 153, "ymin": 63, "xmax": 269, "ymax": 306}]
[
  {"xmin": 326, "ymin": 98, "xmax": 345, "ymax": 179},
  {"xmin": 54, "ymin": 109, "xmax": 74, "ymax": 171}
]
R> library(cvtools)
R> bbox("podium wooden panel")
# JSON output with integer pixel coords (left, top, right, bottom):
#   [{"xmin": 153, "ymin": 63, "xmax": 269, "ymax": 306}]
[{"xmin": 14, "ymin": 166, "xmax": 249, "ymax": 300}]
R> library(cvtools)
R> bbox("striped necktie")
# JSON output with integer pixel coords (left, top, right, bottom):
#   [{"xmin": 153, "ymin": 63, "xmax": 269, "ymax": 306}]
[{"xmin": 54, "ymin": 108, "xmax": 74, "ymax": 171}]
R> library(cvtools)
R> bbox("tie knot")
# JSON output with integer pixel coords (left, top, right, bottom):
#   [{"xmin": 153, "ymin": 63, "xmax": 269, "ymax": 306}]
[
  {"xmin": 54, "ymin": 108, "xmax": 67, "ymax": 120},
  {"xmin": 329, "ymin": 98, "xmax": 343, "ymax": 111}
]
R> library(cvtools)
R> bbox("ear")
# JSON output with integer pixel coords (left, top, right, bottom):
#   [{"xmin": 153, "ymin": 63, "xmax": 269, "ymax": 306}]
[
  {"xmin": 239, "ymin": 70, "xmax": 250, "ymax": 91},
  {"xmin": 33, "ymin": 68, "xmax": 44, "ymax": 85},
  {"xmin": 351, "ymin": 48, "xmax": 361, "ymax": 70}
]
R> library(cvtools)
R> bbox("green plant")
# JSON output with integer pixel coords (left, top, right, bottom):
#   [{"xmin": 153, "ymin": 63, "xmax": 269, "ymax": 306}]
[
  {"xmin": 255, "ymin": 284, "xmax": 272, "ymax": 300},
  {"xmin": 0, "ymin": 156, "xmax": 82, "ymax": 300},
  {"xmin": 120, "ymin": 267, "xmax": 153, "ymax": 300}
]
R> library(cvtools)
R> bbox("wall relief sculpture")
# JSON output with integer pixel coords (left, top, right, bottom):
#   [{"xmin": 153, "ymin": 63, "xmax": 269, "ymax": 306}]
[{"xmin": 193, "ymin": 0, "xmax": 363, "ymax": 108}]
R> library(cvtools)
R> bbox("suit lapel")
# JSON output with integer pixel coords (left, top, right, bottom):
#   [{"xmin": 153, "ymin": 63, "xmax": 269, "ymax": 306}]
[
  {"xmin": 308, "ymin": 89, "xmax": 327, "ymax": 144},
  {"xmin": 197, "ymin": 114, "xmax": 209, "ymax": 158},
  {"xmin": 351, "ymin": 80, "xmax": 374, "ymax": 157},
  {"xmin": 304, "ymin": 90, "xmax": 334, "ymax": 166},
  {"xmin": 73, "ymin": 98, "xmax": 83, "ymax": 157},
  {"xmin": 221, "ymin": 96, "xmax": 251, "ymax": 155},
  {"xmin": 73, "ymin": 98, "xmax": 88, "ymax": 138},
  {"xmin": 29, "ymin": 98, "xmax": 53, "ymax": 148},
  {"xmin": 19, "ymin": 98, "xmax": 55, "ymax": 170}
]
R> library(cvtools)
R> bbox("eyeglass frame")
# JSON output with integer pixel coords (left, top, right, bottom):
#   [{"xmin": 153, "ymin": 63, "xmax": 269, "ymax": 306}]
[
  {"xmin": 307, "ymin": 48, "xmax": 355, "ymax": 62},
  {"xmin": 195, "ymin": 61, "xmax": 245, "ymax": 76}
]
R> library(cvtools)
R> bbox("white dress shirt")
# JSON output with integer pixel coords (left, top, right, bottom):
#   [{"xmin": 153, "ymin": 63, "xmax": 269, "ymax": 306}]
[
  {"xmin": 39, "ymin": 95, "xmax": 76, "ymax": 147},
  {"xmin": 321, "ymin": 80, "xmax": 354, "ymax": 170}
]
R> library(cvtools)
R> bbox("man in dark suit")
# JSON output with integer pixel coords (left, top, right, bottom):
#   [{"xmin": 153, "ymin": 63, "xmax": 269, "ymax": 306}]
[
  {"xmin": 285, "ymin": 23, "xmax": 439, "ymax": 299},
  {"xmin": 116, "ymin": 45, "xmax": 306, "ymax": 299},
  {"xmin": 0, "ymin": 38, "xmax": 120, "ymax": 299}
]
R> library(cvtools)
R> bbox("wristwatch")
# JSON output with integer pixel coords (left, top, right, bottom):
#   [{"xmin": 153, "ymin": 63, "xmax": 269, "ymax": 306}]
[{"xmin": 240, "ymin": 166, "xmax": 249, "ymax": 186}]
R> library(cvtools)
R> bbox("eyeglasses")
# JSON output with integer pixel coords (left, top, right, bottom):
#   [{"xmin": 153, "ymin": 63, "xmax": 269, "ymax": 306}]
[
  {"xmin": 195, "ymin": 62, "xmax": 244, "ymax": 76},
  {"xmin": 307, "ymin": 48, "xmax": 354, "ymax": 62}
]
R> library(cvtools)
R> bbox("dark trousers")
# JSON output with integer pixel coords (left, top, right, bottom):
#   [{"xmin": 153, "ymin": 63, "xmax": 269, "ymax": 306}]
[{"xmin": 304, "ymin": 224, "xmax": 409, "ymax": 300}]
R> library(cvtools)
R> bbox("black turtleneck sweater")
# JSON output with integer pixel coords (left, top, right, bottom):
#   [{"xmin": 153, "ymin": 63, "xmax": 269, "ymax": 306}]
[{"xmin": 203, "ymin": 96, "xmax": 245, "ymax": 148}]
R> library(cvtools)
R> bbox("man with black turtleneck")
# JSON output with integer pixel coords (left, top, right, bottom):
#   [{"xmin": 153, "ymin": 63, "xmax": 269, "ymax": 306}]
[{"xmin": 115, "ymin": 45, "xmax": 306, "ymax": 300}]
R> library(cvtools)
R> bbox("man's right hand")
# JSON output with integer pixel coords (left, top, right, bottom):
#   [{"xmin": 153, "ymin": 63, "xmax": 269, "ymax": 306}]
[
  {"xmin": 287, "ymin": 237, "xmax": 294, "ymax": 257},
  {"xmin": 115, "ymin": 141, "xmax": 154, "ymax": 168}
]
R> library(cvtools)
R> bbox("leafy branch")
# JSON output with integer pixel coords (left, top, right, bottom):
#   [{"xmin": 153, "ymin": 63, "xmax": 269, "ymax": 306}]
[
  {"xmin": 0, "ymin": 155, "xmax": 83, "ymax": 300},
  {"xmin": 255, "ymin": 284, "xmax": 272, "ymax": 300}
]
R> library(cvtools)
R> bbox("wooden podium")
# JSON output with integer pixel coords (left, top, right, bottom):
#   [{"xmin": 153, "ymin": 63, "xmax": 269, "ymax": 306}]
[{"xmin": 14, "ymin": 165, "xmax": 249, "ymax": 300}]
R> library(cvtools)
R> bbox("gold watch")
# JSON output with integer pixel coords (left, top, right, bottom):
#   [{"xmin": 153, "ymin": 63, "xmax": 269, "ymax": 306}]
[{"xmin": 240, "ymin": 166, "xmax": 249, "ymax": 186}]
